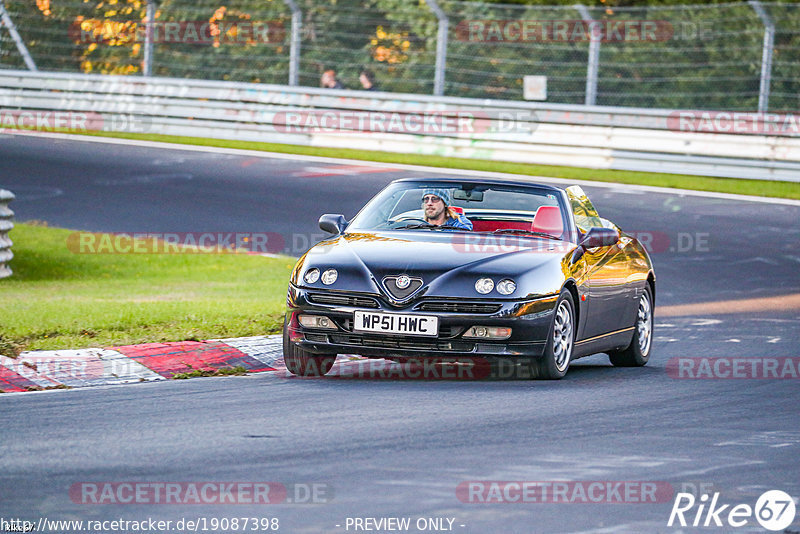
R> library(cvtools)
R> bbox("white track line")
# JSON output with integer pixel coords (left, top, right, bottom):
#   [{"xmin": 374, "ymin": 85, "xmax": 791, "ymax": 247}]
[{"xmin": 7, "ymin": 131, "xmax": 800, "ymax": 206}]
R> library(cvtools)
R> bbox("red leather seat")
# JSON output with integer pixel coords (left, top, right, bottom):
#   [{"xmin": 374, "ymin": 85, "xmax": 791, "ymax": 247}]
[
  {"xmin": 531, "ymin": 206, "xmax": 563, "ymax": 237},
  {"xmin": 472, "ymin": 220, "xmax": 530, "ymax": 232}
]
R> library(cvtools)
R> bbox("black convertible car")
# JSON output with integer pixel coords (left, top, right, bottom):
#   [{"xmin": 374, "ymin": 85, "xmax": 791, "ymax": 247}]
[{"xmin": 283, "ymin": 178, "xmax": 655, "ymax": 379}]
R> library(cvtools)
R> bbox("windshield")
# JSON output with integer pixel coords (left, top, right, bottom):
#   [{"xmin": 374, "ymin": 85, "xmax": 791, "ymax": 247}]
[{"xmin": 347, "ymin": 181, "xmax": 568, "ymax": 239}]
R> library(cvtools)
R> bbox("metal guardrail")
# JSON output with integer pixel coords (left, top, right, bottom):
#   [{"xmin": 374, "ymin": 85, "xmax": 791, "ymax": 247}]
[
  {"xmin": 1, "ymin": 70, "xmax": 799, "ymax": 182},
  {"xmin": 2, "ymin": 1, "xmax": 799, "ymax": 111},
  {"xmin": 0, "ymin": 189, "xmax": 14, "ymax": 279}
]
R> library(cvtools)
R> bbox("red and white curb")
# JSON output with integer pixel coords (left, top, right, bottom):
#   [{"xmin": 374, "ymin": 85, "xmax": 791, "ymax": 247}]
[
  {"xmin": 0, "ymin": 334, "xmax": 492, "ymax": 392},
  {"xmin": 0, "ymin": 335, "xmax": 285, "ymax": 393}
]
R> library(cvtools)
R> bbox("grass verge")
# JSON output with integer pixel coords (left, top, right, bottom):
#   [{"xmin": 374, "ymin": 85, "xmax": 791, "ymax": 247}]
[
  {"xmin": 173, "ymin": 366, "xmax": 248, "ymax": 379},
  {"xmin": 74, "ymin": 130, "xmax": 800, "ymax": 200},
  {"xmin": 1, "ymin": 222, "xmax": 293, "ymax": 355}
]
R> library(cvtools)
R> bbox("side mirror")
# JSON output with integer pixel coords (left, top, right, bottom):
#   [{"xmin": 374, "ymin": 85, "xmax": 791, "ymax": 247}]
[
  {"xmin": 319, "ymin": 214, "xmax": 347, "ymax": 234},
  {"xmin": 580, "ymin": 227, "xmax": 619, "ymax": 248}
]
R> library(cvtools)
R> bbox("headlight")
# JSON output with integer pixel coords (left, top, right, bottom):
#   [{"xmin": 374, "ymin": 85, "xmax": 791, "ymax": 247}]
[
  {"xmin": 475, "ymin": 277, "xmax": 494, "ymax": 294},
  {"xmin": 304, "ymin": 268, "xmax": 320, "ymax": 284},
  {"xmin": 496, "ymin": 279, "xmax": 516, "ymax": 295},
  {"xmin": 321, "ymin": 268, "xmax": 338, "ymax": 285}
]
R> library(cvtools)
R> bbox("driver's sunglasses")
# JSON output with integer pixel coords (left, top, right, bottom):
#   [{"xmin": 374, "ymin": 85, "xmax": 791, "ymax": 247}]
[{"xmin": 422, "ymin": 195, "xmax": 443, "ymax": 204}]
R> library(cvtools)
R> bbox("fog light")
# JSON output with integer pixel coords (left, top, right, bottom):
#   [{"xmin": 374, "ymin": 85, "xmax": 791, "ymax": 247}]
[
  {"xmin": 475, "ymin": 278, "xmax": 494, "ymax": 294},
  {"xmin": 464, "ymin": 326, "xmax": 512, "ymax": 339},
  {"xmin": 321, "ymin": 269, "xmax": 338, "ymax": 285},
  {"xmin": 298, "ymin": 314, "xmax": 337, "ymax": 330},
  {"xmin": 304, "ymin": 268, "xmax": 320, "ymax": 284}
]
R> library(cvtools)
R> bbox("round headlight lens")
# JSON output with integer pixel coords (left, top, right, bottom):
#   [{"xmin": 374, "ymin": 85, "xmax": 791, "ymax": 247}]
[
  {"xmin": 304, "ymin": 268, "xmax": 320, "ymax": 284},
  {"xmin": 497, "ymin": 279, "xmax": 516, "ymax": 295},
  {"xmin": 321, "ymin": 269, "xmax": 338, "ymax": 285},
  {"xmin": 475, "ymin": 277, "xmax": 494, "ymax": 294}
]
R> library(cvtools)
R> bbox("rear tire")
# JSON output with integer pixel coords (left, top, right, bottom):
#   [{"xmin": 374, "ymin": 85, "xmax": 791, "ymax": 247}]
[
  {"xmin": 608, "ymin": 285, "xmax": 653, "ymax": 367},
  {"xmin": 282, "ymin": 325, "xmax": 336, "ymax": 376},
  {"xmin": 530, "ymin": 289, "xmax": 575, "ymax": 380}
]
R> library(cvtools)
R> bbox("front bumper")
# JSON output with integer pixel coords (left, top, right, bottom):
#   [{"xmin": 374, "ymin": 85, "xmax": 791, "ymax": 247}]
[{"xmin": 284, "ymin": 284, "xmax": 558, "ymax": 359}]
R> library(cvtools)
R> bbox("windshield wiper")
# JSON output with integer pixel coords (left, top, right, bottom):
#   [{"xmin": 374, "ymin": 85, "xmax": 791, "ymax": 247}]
[
  {"xmin": 398, "ymin": 223, "xmax": 461, "ymax": 230},
  {"xmin": 398, "ymin": 223, "xmax": 438, "ymax": 229},
  {"xmin": 491, "ymin": 228, "xmax": 561, "ymax": 240}
]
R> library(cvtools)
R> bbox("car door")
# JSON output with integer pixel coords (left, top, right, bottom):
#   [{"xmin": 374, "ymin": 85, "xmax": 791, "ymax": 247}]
[{"xmin": 566, "ymin": 186, "xmax": 636, "ymax": 341}]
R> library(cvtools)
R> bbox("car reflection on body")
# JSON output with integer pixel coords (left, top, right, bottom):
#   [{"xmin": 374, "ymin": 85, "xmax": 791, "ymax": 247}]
[{"xmin": 283, "ymin": 178, "xmax": 655, "ymax": 379}]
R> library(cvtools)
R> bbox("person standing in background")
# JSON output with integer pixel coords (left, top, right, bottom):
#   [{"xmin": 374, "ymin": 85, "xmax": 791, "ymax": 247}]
[
  {"xmin": 321, "ymin": 69, "xmax": 344, "ymax": 89},
  {"xmin": 359, "ymin": 69, "xmax": 378, "ymax": 91}
]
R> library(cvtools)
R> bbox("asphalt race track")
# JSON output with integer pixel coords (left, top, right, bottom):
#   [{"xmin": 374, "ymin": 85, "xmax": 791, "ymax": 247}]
[{"xmin": 1, "ymin": 133, "xmax": 799, "ymax": 533}]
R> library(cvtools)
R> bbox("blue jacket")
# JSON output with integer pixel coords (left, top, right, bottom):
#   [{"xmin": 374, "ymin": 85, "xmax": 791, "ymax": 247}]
[{"xmin": 445, "ymin": 214, "xmax": 473, "ymax": 230}]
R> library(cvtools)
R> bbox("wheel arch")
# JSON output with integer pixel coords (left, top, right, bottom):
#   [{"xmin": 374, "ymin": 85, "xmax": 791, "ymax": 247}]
[{"xmin": 563, "ymin": 279, "xmax": 580, "ymax": 331}]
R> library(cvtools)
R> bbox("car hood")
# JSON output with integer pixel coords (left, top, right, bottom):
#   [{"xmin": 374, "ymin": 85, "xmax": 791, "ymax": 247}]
[{"xmin": 293, "ymin": 231, "xmax": 575, "ymax": 301}]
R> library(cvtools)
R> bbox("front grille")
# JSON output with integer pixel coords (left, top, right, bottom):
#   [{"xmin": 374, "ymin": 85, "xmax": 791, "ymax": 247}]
[
  {"xmin": 304, "ymin": 333, "xmax": 329, "ymax": 342},
  {"xmin": 329, "ymin": 333, "xmax": 474, "ymax": 352},
  {"xmin": 417, "ymin": 302, "xmax": 502, "ymax": 314},
  {"xmin": 381, "ymin": 276, "xmax": 424, "ymax": 300},
  {"xmin": 307, "ymin": 293, "xmax": 379, "ymax": 308}
]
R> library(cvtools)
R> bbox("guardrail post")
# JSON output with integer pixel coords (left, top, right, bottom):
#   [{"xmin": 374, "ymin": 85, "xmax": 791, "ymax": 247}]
[
  {"xmin": 749, "ymin": 0, "xmax": 774, "ymax": 113},
  {"xmin": 0, "ymin": 1, "xmax": 37, "ymax": 71},
  {"xmin": 143, "ymin": 0, "xmax": 156, "ymax": 76},
  {"xmin": 575, "ymin": 4, "xmax": 599, "ymax": 106},
  {"xmin": 423, "ymin": 0, "xmax": 448, "ymax": 96},
  {"xmin": 282, "ymin": 0, "xmax": 301, "ymax": 86},
  {"xmin": 0, "ymin": 189, "xmax": 15, "ymax": 279}
]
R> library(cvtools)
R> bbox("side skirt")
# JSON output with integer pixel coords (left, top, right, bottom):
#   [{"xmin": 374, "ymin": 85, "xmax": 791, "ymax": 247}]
[{"xmin": 572, "ymin": 327, "xmax": 634, "ymax": 360}]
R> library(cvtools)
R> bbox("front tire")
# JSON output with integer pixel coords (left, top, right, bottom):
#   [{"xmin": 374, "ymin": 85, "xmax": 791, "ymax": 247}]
[
  {"xmin": 608, "ymin": 285, "xmax": 653, "ymax": 367},
  {"xmin": 530, "ymin": 289, "xmax": 575, "ymax": 380},
  {"xmin": 282, "ymin": 325, "xmax": 336, "ymax": 377}
]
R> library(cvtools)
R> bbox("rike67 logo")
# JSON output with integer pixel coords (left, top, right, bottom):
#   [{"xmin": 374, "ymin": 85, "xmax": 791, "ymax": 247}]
[{"xmin": 668, "ymin": 490, "xmax": 796, "ymax": 531}]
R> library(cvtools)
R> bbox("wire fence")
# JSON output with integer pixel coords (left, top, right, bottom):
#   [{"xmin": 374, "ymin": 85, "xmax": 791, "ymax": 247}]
[{"xmin": 1, "ymin": 0, "xmax": 798, "ymax": 112}]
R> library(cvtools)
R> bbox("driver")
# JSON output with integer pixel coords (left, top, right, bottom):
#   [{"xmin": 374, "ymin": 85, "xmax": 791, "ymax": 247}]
[{"xmin": 421, "ymin": 188, "xmax": 473, "ymax": 230}]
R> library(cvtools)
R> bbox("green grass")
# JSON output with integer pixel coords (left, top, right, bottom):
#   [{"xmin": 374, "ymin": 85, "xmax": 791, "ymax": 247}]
[
  {"xmin": 173, "ymin": 366, "xmax": 248, "ymax": 379},
  {"xmin": 83, "ymin": 131, "xmax": 800, "ymax": 200},
  {"xmin": 0, "ymin": 223, "xmax": 294, "ymax": 355}
]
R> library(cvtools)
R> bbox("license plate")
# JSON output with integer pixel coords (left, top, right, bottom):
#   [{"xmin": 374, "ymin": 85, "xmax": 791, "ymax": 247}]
[{"xmin": 353, "ymin": 311, "xmax": 439, "ymax": 337}]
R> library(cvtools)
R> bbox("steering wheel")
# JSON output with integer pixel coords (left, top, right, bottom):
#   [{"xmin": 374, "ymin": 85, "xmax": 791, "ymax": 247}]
[{"xmin": 388, "ymin": 217, "xmax": 429, "ymax": 228}]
